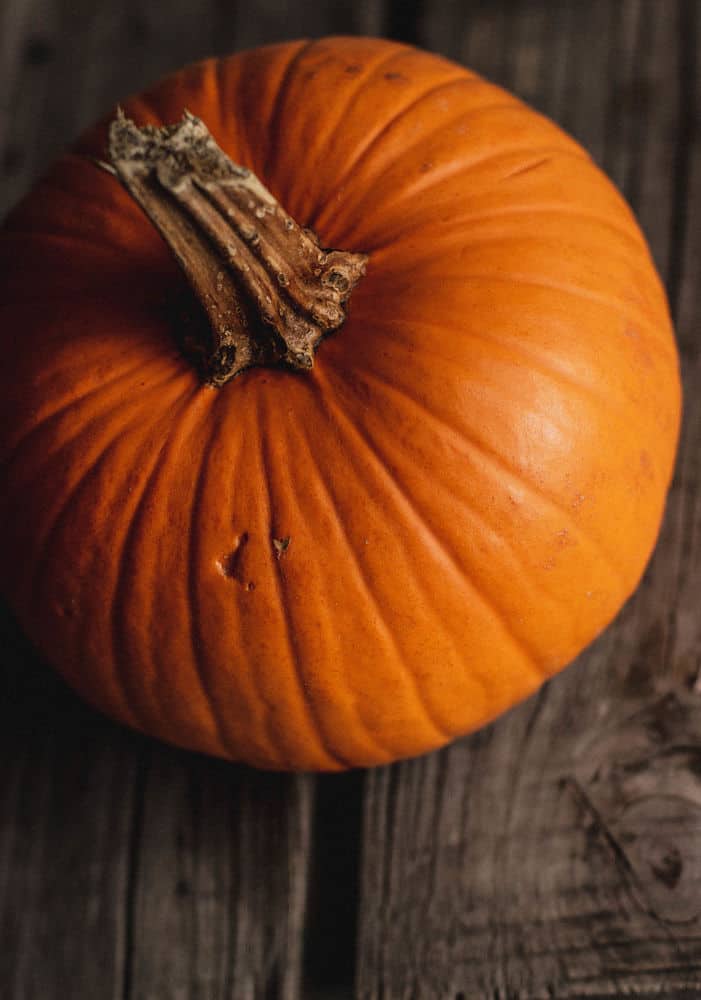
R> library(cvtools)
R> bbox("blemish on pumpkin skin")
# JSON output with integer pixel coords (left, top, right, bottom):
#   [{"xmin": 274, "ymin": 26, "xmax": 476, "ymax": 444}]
[
  {"xmin": 272, "ymin": 536, "xmax": 291, "ymax": 558},
  {"xmin": 217, "ymin": 532, "xmax": 250, "ymax": 585},
  {"xmin": 503, "ymin": 156, "xmax": 551, "ymax": 180}
]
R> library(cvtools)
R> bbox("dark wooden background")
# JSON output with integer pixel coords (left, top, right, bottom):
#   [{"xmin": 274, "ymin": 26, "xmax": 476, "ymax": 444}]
[{"xmin": 1, "ymin": 1, "xmax": 700, "ymax": 997}]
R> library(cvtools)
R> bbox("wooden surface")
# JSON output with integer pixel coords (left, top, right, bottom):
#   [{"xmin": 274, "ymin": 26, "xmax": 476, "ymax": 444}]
[{"xmin": 0, "ymin": 1, "xmax": 699, "ymax": 997}]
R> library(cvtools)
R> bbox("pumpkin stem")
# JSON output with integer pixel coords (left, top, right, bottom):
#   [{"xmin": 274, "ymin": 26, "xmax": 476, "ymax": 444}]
[{"xmin": 106, "ymin": 110, "xmax": 368, "ymax": 386}]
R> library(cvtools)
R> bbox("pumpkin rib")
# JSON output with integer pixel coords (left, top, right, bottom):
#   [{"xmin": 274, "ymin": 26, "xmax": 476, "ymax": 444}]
[
  {"xmin": 225, "ymin": 397, "xmax": 319, "ymax": 767},
  {"xmin": 67, "ymin": 394, "xmax": 197, "ymax": 725},
  {"xmin": 27, "ymin": 424, "xmax": 142, "ymax": 616},
  {"xmin": 379, "ymin": 313, "xmax": 624, "ymax": 414},
  {"xmin": 346, "ymin": 123, "xmax": 583, "ymax": 231},
  {"xmin": 214, "ymin": 57, "xmax": 232, "ymax": 153},
  {"xmin": 1, "ymin": 364, "xmax": 130, "ymax": 467},
  {"xmin": 318, "ymin": 367, "xmax": 544, "ymax": 687},
  {"xmin": 346, "ymin": 408, "xmax": 546, "ymax": 691},
  {"xmin": 211, "ymin": 57, "xmax": 254, "ymax": 170},
  {"xmin": 108, "ymin": 386, "xmax": 207, "ymax": 736},
  {"xmin": 439, "ymin": 423, "xmax": 636, "ymax": 600},
  {"xmin": 310, "ymin": 72, "xmax": 473, "ymax": 234},
  {"xmin": 398, "ymin": 233, "xmax": 670, "ymax": 358},
  {"xmin": 1, "ymin": 361, "xmax": 188, "ymax": 490},
  {"xmin": 348, "ymin": 359, "xmax": 654, "ymax": 668},
  {"xmin": 402, "ymin": 230, "xmax": 653, "ymax": 274},
  {"xmin": 393, "ymin": 352, "xmax": 633, "ymax": 581},
  {"xmin": 3, "ymin": 350, "xmax": 182, "ymax": 454},
  {"xmin": 322, "ymin": 108, "xmax": 580, "ymax": 238},
  {"xmin": 352, "ymin": 363, "xmax": 596, "ymax": 614},
  {"xmin": 195, "ymin": 387, "xmax": 345, "ymax": 769},
  {"xmin": 256, "ymin": 394, "xmax": 354, "ymax": 770},
  {"xmin": 18, "ymin": 153, "xmax": 145, "ymax": 255},
  {"xmin": 29, "ymin": 380, "xmax": 195, "ymax": 729},
  {"xmin": 439, "ymin": 203, "xmax": 646, "ymax": 250},
  {"xmin": 370, "ymin": 178, "xmax": 642, "ymax": 254},
  {"xmin": 286, "ymin": 43, "xmax": 410, "ymax": 193},
  {"xmin": 325, "ymin": 373, "xmax": 548, "ymax": 678},
  {"xmin": 318, "ymin": 364, "xmax": 561, "ymax": 708},
  {"xmin": 146, "ymin": 386, "xmax": 288, "ymax": 759},
  {"xmin": 14, "ymin": 367, "xmax": 188, "ymax": 573},
  {"xmin": 310, "ymin": 372, "xmax": 496, "ymax": 743},
  {"xmin": 425, "ymin": 270, "xmax": 675, "ymax": 363},
  {"xmin": 323, "ymin": 121, "xmax": 577, "ymax": 250},
  {"xmin": 160, "ymin": 389, "xmax": 264, "ymax": 758},
  {"xmin": 355, "ymin": 353, "xmax": 631, "ymax": 596},
  {"xmin": 297, "ymin": 403, "xmax": 454, "ymax": 749},
  {"xmin": 188, "ymin": 390, "xmax": 286, "ymax": 762},
  {"xmin": 262, "ymin": 39, "xmax": 320, "ymax": 181},
  {"xmin": 273, "ymin": 398, "xmax": 412, "ymax": 765},
  {"xmin": 184, "ymin": 392, "xmax": 243, "ymax": 761}
]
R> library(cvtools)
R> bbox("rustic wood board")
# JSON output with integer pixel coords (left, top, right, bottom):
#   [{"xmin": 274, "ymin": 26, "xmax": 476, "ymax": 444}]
[{"xmin": 0, "ymin": 1, "xmax": 698, "ymax": 998}]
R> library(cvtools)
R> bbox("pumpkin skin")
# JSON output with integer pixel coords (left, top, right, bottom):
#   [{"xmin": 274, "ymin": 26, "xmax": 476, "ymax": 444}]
[{"xmin": 0, "ymin": 37, "xmax": 681, "ymax": 770}]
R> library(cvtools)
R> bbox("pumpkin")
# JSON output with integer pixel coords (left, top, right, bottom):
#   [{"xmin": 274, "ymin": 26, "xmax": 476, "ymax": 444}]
[{"xmin": 0, "ymin": 37, "xmax": 681, "ymax": 770}]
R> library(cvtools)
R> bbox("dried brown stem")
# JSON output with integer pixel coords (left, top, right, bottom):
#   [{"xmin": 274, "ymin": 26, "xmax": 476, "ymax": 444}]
[{"xmin": 107, "ymin": 110, "xmax": 368, "ymax": 386}]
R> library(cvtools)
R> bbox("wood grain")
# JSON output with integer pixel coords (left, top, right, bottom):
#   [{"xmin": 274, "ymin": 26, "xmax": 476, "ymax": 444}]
[
  {"xmin": 358, "ymin": 1, "xmax": 701, "ymax": 997},
  {"xmin": 1, "ymin": 1, "xmax": 699, "ymax": 998}
]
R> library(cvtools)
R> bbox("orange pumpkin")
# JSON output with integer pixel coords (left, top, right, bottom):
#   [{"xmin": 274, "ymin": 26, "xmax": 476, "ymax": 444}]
[{"xmin": 0, "ymin": 37, "xmax": 681, "ymax": 770}]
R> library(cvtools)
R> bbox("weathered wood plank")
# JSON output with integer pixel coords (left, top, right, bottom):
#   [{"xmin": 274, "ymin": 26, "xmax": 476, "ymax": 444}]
[
  {"xmin": 358, "ymin": 1, "xmax": 701, "ymax": 997},
  {"xmin": 0, "ymin": 612, "xmax": 135, "ymax": 999},
  {"xmin": 125, "ymin": 751, "xmax": 313, "ymax": 1000}
]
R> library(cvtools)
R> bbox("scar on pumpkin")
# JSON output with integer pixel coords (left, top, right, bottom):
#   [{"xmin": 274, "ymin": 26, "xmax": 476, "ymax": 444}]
[
  {"xmin": 217, "ymin": 532, "xmax": 250, "ymax": 586},
  {"xmin": 272, "ymin": 536, "xmax": 291, "ymax": 558}
]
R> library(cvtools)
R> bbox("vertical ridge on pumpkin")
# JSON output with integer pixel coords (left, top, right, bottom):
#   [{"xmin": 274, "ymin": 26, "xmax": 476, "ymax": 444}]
[
  {"xmin": 324, "ymin": 101, "xmax": 582, "ymax": 247},
  {"xmin": 312, "ymin": 367, "xmax": 503, "ymax": 735},
  {"xmin": 311, "ymin": 73, "xmax": 473, "ymax": 238},
  {"xmin": 181, "ymin": 384, "xmax": 291, "ymax": 765},
  {"xmin": 254, "ymin": 388, "xmax": 353, "ymax": 770},
  {"xmin": 183, "ymin": 391, "xmax": 240, "ymax": 760},
  {"xmin": 107, "ymin": 387, "xmax": 204, "ymax": 737},
  {"xmin": 17, "ymin": 369, "xmax": 189, "ymax": 618},
  {"xmin": 320, "ymin": 366, "xmax": 544, "ymax": 675},
  {"xmin": 279, "ymin": 40, "xmax": 411, "ymax": 222},
  {"xmin": 296, "ymin": 381, "xmax": 453, "ymax": 753},
  {"xmin": 261, "ymin": 39, "xmax": 318, "ymax": 194}
]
